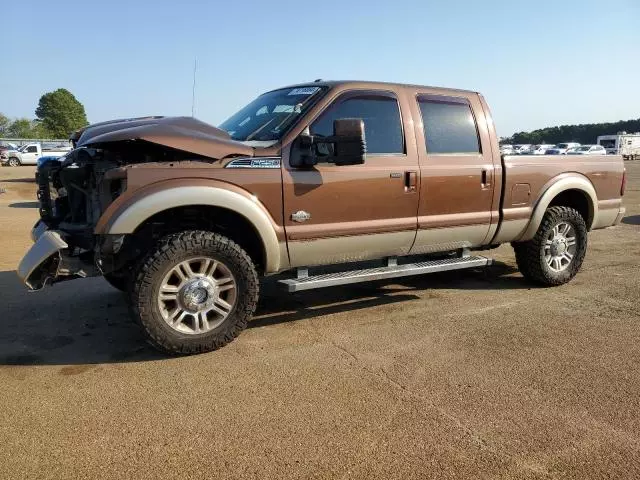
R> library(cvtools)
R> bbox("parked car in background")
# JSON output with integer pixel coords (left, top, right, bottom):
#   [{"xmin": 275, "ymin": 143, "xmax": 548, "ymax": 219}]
[
  {"xmin": 500, "ymin": 144, "xmax": 515, "ymax": 154},
  {"xmin": 513, "ymin": 144, "xmax": 532, "ymax": 154},
  {"xmin": 567, "ymin": 145, "xmax": 607, "ymax": 155},
  {"xmin": 597, "ymin": 132, "xmax": 640, "ymax": 160},
  {"xmin": 531, "ymin": 144, "xmax": 556, "ymax": 155},
  {"xmin": 2, "ymin": 142, "xmax": 70, "ymax": 167},
  {"xmin": 0, "ymin": 141, "xmax": 19, "ymax": 151},
  {"xmin": 545, "ymin": 143, "xmax": 581, "ymax": 155}
]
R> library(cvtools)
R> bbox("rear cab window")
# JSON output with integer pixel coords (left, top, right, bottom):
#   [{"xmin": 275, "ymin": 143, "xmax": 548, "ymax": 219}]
[{"xmin": 417, "ymin": 95, "xmax": 481, "ymax": 154}]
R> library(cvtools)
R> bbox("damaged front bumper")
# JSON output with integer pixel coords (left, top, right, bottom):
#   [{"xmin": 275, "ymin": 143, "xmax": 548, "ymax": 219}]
[{"xmin": 17, "ymin": 221, "xmax": 96, "ymax": 290}]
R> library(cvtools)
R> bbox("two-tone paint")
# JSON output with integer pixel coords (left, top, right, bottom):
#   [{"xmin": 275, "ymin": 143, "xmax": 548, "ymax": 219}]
[{"xmin": 75, "ymin": 81, "xmax": 626, "ymax": 275}]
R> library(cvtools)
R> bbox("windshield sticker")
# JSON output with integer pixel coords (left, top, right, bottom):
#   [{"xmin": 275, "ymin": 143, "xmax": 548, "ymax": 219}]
[{"xmin": 288, "ymin": 87, "xmax": 320, "ymax": 96}]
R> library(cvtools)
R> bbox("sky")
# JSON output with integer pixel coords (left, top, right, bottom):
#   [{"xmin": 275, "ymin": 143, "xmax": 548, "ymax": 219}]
[{"xmin": 2, "ymin": 0, "xmax": 639, "ymax": 137}]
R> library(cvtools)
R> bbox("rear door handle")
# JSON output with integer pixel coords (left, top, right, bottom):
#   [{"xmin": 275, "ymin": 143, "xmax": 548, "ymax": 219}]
[
  {"xmin": 481, "ymin": 167, "xmax": 491, "ymax": 188},
  {"xmin": 405, "ymin": 171, "xmax": 417, "ymax": 193}
]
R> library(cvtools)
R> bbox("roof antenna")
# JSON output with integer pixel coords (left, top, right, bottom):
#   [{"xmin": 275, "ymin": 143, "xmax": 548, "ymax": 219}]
[{"xmin": 191, "ymin": 57, "xmax": 197, "ymax": 117}]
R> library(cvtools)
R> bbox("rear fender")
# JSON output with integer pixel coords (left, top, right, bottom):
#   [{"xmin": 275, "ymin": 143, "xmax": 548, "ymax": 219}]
[{"xmin": 518, "ymin": 174, "xmax": 597, "ymax": 242}]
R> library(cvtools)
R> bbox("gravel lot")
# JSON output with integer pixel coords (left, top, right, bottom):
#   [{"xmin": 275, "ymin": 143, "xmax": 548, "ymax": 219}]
[{"xmin": 1, "ymin": 163, "xmax": 639, "ymax": 479}]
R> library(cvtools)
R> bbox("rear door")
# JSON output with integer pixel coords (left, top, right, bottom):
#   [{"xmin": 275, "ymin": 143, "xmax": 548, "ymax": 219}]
[
  {"xmin": 409, "ymin": 93, "xmax": 498, "ymax": 254},
  {"xmin": 283, "ymin": 90, "xmax": 420, "ymax": 267}
]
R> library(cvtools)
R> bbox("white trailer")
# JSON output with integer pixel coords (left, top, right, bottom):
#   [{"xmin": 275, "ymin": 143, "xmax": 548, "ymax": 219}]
[{"xmin": 597, "ymin": 132, "xmax": 640, "ymax": 160}]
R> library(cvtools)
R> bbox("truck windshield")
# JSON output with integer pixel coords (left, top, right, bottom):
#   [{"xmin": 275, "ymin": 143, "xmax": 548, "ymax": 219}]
[{"xmin": 219, "ymin": 86, "xmax": 327, "ymax": 142}]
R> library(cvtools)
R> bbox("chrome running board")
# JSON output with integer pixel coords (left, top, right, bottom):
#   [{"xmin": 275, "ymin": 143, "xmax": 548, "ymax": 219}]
[{"xmin": 278, "ymin": 256, "xmax": 492, "ymax": 292}]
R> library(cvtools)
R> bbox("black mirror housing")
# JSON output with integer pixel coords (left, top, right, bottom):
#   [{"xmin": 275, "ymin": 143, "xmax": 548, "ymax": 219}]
[
  {"xmin": 290, "ymin": 118, "xmax": 366, "ymax": 168},
  {"xmin": 333, "ymin": 118, "xmax": 366, "ymax": 166}
]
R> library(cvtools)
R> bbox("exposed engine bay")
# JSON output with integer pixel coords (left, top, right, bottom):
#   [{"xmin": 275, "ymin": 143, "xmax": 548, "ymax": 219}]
[
  {"xmin": 27, "ymin": 141, "xmax": 210, "ymax": 288},
  {"xmin": 21, "ymin": 116, "xmax": 256, "ymax": 290},
  {"xmin": 37, "ymin": 141, "xmax": 205, "ymax": 247}
]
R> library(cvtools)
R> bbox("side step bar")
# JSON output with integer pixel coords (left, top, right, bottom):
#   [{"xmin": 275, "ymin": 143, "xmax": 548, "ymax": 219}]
[{"xmin": 278, "ymin": 256, "xmax": 492, "ymax": 292}]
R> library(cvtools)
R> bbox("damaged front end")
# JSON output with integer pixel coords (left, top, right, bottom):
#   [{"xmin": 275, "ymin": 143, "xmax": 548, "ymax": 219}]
[
  {"xmin": 17, "ymin": 116, "xmax": 255, "ymax": 290},
  {"xmin": 19, "ymin": 146, "xmax": 133, "ymax": 289},
  {"xmin": 19, "ymin": 144, "xmax": 200, "ymax": 290}
]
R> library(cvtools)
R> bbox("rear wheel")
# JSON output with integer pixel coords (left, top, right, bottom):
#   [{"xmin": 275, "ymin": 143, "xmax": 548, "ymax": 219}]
[
  {"xmin": 7, "ymin": 157, "xmax": 20, "ymax": 167},
  {"xmin": 513, "ymin": 206, "xmax": 587, "ymax": 286},
  {"xmin": 130, "ymin": 231, "xmax": 259, "ymax": 355}
]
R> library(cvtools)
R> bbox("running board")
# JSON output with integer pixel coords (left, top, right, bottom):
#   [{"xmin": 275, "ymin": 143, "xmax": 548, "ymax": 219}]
[{"xmin": 278, "ymin": 256, "xmax": 492, "ymax": 292}]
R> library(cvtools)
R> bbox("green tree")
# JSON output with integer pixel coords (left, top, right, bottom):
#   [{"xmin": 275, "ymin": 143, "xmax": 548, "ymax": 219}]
[
  {"xmin": 508, "ymin": 118, "xmax": 640, "ymax": 145},
  {"xmin": 30, "ymin": 120, "xmax": 53, "ymax": 138},
  {"xmin": 7, "ymin": 118, "xmax": 34, "ymax": 138},
  {"xmin": 0, "ymin": 113, "xmax": 10, "ymax": 136},
  {"xmin": 35, "ymin": 88, "xmax": 88, "ymax": 138}
]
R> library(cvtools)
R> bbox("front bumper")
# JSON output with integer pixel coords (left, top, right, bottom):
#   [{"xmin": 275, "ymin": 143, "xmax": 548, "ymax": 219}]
[
  {"xmin": 17, "ymin": 228, "xmax": 69, "ymax": 290},
  {"xmin": 17, "ymin": 221, "xmax": 97, "ymax": 290}
]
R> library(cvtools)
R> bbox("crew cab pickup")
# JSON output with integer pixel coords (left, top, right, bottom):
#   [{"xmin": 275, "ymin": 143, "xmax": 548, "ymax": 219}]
[
  {"xmin": 3, "ymin": 142, "xmax": 71, "ymax": 167},
  {"xmin": 17, "ymin": 81, "xmax": 626, "ymax": 354}
]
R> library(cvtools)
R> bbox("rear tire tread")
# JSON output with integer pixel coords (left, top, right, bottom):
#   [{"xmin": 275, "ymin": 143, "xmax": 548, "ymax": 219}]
[{"xmin": 513, "ymin": 206, "xmax": 587, "ymax": 286}]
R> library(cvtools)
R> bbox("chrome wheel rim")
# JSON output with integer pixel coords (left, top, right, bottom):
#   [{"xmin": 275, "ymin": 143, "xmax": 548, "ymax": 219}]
[
  {"xmin": 157, "ymin": 257, "xmax": 237, "ymax": 335},
  {"xmin": 8, "ymin": 158, "xmax": 18, "ymax": 167},
  {"xmin": 544, "ymin": 222, "xmax": 577, "ymax": 272}
]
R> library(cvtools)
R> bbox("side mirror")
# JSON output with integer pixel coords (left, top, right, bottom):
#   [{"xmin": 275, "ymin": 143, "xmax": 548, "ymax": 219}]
[
  {"xmin": 332, "ymin": 118, "xmax": 366, "ymax": 166},
  {"xmin": 289, "ymin": 118, "xmax": 366, "ymax": 168}
]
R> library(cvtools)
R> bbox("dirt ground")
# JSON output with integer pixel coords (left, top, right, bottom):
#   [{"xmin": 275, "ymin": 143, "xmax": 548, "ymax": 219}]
[{"xmin": 0, "ymin": 163, "xmax": 639, "ymax": 479}]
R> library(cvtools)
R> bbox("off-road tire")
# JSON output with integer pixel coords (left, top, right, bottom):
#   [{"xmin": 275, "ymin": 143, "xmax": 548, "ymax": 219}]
[
  {"xmin": 513, "ymin": 206, "xmax": 587, "ymax": 286},
  {"xmin": 103, "ymin": 271, "xmax": 130, "ymax": 292},
  {"xmin": 130, "ymin": 231, "xmax": 259, "ymax": 355},
  {"xmin": 8, "ymin": 157, "xmax": 20, "ymax": 167}
]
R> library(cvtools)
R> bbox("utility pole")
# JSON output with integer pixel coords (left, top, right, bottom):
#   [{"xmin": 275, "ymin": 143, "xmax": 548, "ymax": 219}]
[{"xmin": 191, "ymin": 58, "xmax": 197, "ymax": 117}]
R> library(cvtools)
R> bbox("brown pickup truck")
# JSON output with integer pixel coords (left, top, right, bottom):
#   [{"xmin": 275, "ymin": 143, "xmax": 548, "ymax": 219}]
[{"xmin": 18, "ymin": 81, "xmax": 626, "ymax": 354}]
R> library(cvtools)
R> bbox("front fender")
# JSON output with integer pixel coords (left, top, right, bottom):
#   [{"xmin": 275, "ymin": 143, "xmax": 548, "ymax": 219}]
[
  {"xmin": 97, "ymin": 181, "xmax": 283, "ymax": 273},
  {"xmin": 518, "ymin": 174, "xmax": 597, "ymax": 242}
]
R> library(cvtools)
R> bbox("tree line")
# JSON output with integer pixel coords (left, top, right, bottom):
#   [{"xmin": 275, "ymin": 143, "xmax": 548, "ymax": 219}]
[
  {"xmin": 0, "ymin": 88, "xmax": 88, "ymax": 139},
  {"xmin": 502, "ymin": 118, "xmax": 640, "ymax": 145}
]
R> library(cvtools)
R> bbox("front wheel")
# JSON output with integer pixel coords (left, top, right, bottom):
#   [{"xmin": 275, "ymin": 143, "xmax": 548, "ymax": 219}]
[
  {"xmin": 130, "ymin": 231, "xmax": 259, "ymax": 355},
  {"xmin": 513, "ymin": 206, "xmax": 588, "ymax": 286},
  {"xmin": 7, "ymin": 157, "xmax": 20, "ymax": 167}
]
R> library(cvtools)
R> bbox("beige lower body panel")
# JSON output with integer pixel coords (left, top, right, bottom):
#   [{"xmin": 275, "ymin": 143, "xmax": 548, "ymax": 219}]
[
  {"xmin": 409, "ymin": 224, "xmax": 490, "ymax": 255},
  {"xmin": 593, "ymin": 207, "xmax": 625, "ymax": 229},
  {"xmin": 491, "ymin": 219, "xmax": 530, "ymax": 244},
  {"xmin": 287, "ymin": 231, "xmax": 415, "ymax": 268}
]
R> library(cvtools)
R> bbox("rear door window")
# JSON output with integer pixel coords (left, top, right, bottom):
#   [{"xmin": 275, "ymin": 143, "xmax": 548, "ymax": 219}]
[{"xmin": 418, "ymin": 97, "xmax": 480, "ymax": 154}]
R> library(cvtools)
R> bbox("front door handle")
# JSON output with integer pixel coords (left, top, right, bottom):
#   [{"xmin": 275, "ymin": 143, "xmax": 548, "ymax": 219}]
[{"xmin": 405, "ymin": 171, "xmax": 417, "ymax": 193}]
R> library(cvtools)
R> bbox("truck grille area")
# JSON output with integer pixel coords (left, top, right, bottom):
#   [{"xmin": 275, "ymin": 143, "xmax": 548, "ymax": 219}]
[{"xmin": 36, "ymin": 167, "xmax": 60, "ymax": 225}]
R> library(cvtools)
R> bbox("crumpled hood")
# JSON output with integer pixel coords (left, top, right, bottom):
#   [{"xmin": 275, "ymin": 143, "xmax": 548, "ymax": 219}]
[{"xmin": 76, "ymin": 116, "xmax": 253, "ymax": 159}]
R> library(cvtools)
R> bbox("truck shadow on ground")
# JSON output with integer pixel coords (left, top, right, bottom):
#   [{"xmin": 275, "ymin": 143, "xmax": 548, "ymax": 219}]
[
  {"xmin": 0, "ymin": 262, "xmax": 529, "ymax": 366},
  {"xmin": 9, "ymin": 201, "xmax": 39, "ymax": 208},
  {"xmin": 0, "ymin": 177, "xmax": 35, "ymax": 183},
  {"xmin": 622, "ymin": 215, "xmax": 640, "ymax": 225}
]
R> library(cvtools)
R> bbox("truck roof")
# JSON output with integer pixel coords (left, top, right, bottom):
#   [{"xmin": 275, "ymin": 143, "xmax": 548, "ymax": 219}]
[{"xmin": 271, "ymin": 80, "xmax": 478, "ymax": 96}]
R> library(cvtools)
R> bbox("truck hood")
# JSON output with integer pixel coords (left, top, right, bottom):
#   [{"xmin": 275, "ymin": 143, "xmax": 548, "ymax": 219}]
[{"xmin": 76, "ymin": 116, "xmax": 254, "ymax": 159}]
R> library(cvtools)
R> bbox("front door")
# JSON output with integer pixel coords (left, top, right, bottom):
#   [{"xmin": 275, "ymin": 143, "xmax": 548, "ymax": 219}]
[
  {"xmin": 283, "ymin": 90, "xmax": 420, "ymax": 267},
  {"xmin": 22, "ymin": 145, "xmax": 39, "ymax": 164},
  {"xmin": 410, "ymin": 93, "xmax": 497, "ymax": 254}
]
